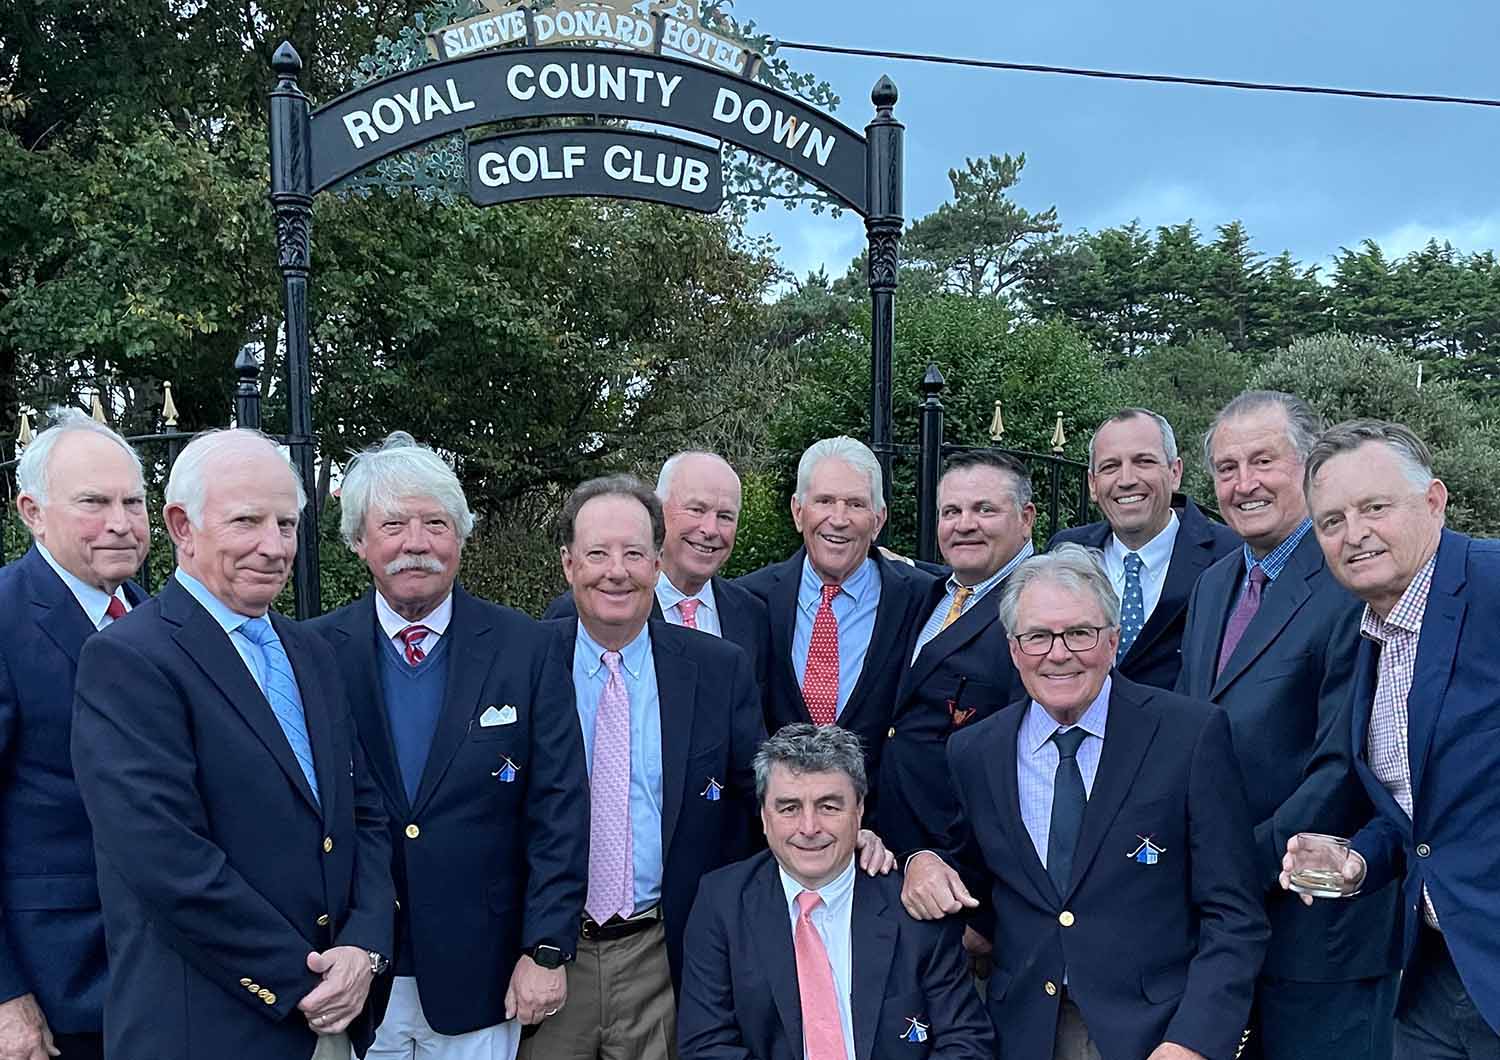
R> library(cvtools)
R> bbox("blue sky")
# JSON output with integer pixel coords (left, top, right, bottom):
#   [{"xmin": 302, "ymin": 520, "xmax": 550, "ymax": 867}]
[{"xmin": 733, "ymin": 0, "xmax": 1500, "ymax": 282}]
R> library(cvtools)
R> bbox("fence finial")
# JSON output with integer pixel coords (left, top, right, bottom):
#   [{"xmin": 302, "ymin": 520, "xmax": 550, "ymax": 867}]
[
  {"xmin": 90, "ymin": 394, "xmax": 106, "ymax": 423},
  {"xmin": 17, "ymin": 411, "xmax": 33, "ymax": 448},
  {"xmin": 989, "ymin": 400, "xmax": 1005, "ymax": 442},
  {"xmin": 162, "ymin": 382, "xmax": 180, "ymax": 427},
  {"xmin": 1051, "ymin": 411, "xmax": 1066, "ymax": 453}
]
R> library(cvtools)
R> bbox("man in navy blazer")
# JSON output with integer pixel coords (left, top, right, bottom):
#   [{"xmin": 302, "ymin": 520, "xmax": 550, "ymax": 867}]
[
  {"xmin": 0, "ymin": 411, "xmax": 150, "ymax": 1060},
  {"xmin": 1281, "ymin": 420, "xmax": 1500, "ymax": 1055},
  {"xmin": 679, "ymin": 724, "xmax": 993, "ymax": 1060},
  {"xmin": 737, "ymin": 437, "xmax": 935, "ymax": 808},
  {"xmin": 1049, "ymin": 409, "xmax": 1240, "ymax": 690},
  {"xmin": 71, "ymin": 430, "xmax": 394, "ymax": 1060},
  {"xmin": 904, "ymin": 545, "xmax": 1268, "ymax": 1060},
  {"xmin": 1178, "ymin": 392, "xmax": 1400, "ymax": 1060},
  {"xmin": 309, "ymin": 433, "xmax": 588, "ymax": 1059},
  {"xmin": 544, "ymin": 451, "xmax": 770, "ymax": 703}
]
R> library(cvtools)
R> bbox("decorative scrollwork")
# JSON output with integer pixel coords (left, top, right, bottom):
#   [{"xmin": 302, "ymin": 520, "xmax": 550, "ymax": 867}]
[
  {"xmin": 275, "ymin": 206, "xmax": 312, "ymax": 272},
  {"xmin": 865, "ymin": 218, "xmax": 901, "ymax": 292}
]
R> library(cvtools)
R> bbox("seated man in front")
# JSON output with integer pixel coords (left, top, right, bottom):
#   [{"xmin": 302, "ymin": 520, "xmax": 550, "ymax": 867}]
[{"xmin": 678, "ymin": 723, "xmax": 992, "ymax": 1060}]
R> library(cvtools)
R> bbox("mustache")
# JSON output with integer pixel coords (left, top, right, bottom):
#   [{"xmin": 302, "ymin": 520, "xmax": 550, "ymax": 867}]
[{"xmin": 384, "ymin": 554, "xmax": 445, "ymax": 576}]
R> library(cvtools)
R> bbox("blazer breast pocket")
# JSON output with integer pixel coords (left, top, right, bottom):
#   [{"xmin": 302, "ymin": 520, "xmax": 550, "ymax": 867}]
[
  {"xmin": 469, "ymin": 705, "xmax": 525, "ymax": 741},
  {"xmin": 878, "ymin": 989, "xmax": 933, "ymax": 1057}
]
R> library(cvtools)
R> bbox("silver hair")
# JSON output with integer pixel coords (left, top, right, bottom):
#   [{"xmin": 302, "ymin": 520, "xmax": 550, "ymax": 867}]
[
  {"xmin": 165, "ymin": 429, "xmax": 307, "ymax": 528},
  {"xmin": 655, "ymin": 450, "xmax": 740, "ymax": 501},
  {"xmin": 1089, "ymin": 408, "xmax": 1180, "ymax": 469},
  {"xmin": 997, "ymin": 543, "xmax": 1121, "ymax": 631},
  {"xmin": 1203, "ymin": 390, "xmax": 1324, "ymax": 474},
  {"xmin": 794, "ymin": 436, "xmax": 885, "ymax": 514},
  {"xmin": 1304, "ymin": 419, "xmax": 1436, "ymax": 499},
  {"xmin": 16, "ymin": 408, "xmax": 144, "ymax": 504},
  {"xmin": 338, "ymin": 432, "xmax": 475, "ymax": 547},
  {"xmin": 753, "ymin": 723, "xmax": 868, "ymax": 804}
]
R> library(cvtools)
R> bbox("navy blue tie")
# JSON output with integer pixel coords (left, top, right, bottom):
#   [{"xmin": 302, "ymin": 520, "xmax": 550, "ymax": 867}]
[
  {"xmin": 1117, "ymin": 552, "xmax": 1145, "ymax": 661},
  {"xmin": 1047, "ymin": 727, "xmax": 1089, "ymax": 896},
  {"xmin": 239, "ymin": 616, "xmax": 320, "ymax": 804}
]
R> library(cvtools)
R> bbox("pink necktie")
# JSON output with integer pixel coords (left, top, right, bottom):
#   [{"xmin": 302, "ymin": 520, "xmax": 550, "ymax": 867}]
[
  {"xmin": 1216, "ymin": 566, "xmax": 1268, "ymax": 677},
  {"xmin": 678, "ymin": 598, "xmax": 701, "ymax": 629},
  {"xmin": 794, "ymin": 891, "xmax": 847, "ymax": 1060},
  {"xmin": 586, "ymin": 651, "xmax": 634, "ymax": 923},
  {"xmin": 802, "ymin": 585, "xmax": 841, "ymax": 726},
  {"xmin": 398, "ymin": 624, "xmax": 432, "ymax": 666},
  {"xmin": 104, "ymin": 596, "xmax": 127, "ymax": 622}
]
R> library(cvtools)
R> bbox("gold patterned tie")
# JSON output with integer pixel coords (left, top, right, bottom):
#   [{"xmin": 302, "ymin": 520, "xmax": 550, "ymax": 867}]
[{"xmin": 940, "ymin": 585, "xmax": 974, "ymax": 630}]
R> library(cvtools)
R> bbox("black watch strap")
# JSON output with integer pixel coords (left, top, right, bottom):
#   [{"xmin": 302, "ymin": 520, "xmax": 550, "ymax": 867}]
[{"xmin": 531, "ymin": 944, "xmax": 568, "ymax": 969}]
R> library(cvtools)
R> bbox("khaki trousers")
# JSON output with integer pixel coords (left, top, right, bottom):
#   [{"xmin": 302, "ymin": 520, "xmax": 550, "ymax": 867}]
[
  {"xmin": 517, "ymin": 921, "xmax": 676, "ymax": 1060},
  {"xmin": 311, "ymin": 1031, "xmax": 352, "ymax": 1059}
]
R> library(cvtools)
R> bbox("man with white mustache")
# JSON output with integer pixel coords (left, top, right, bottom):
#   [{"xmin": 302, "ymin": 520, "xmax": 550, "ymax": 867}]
[{"xmin": 1177, "ymin": 392, "xmax": 1400, "ymax": 1060}]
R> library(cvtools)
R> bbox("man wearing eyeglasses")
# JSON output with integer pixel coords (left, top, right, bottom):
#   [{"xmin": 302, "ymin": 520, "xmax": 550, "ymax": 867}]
[{"xmin": 902, "ymin": 545, "xmax": 1267, "ymax": 1060}]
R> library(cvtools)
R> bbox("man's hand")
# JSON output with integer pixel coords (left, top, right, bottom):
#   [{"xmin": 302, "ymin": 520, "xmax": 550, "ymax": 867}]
[
  {"xmin": 962, "ymin": 926, "xmax": 994, "ymax": 979},
  {"xmin": 1278, "ymin": 835, "xmax": 1366, "ymax": 907},
  {"xmin": 1147, "ymin": 1043, "xmax": 1207, "ymax": 1060},
  {"xmin": 855, "ymin": 829, "xmax": 896, "ymax": 875},
  {"xmin": 505, "ymin": 955, "xmax": 566, "ymax": 1026},
  {"xmin": 299, "ymin": 947, "xmax": 374, "ymax": 1035},
  {"xmin": 900, "ymin": 851, "xmax": 978, "ymax": 920},
  {"xmin": 0, "ymin": 994, "xmax": 58, "ymax": 1060}
]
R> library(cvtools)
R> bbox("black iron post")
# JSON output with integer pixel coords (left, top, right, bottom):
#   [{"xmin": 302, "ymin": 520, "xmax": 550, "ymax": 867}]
[
  {"xmin": 916, "ymin": 364, "xmax": 945, "ymax": 563},
  {"xmin": 269, "ymin": 42, "xmax": 321, "ymax": 619},
  {"xmin": 234, "ymin": 344, "xmax": 264, "ymax": 431},
  {"xmin": 864, "ymin": 75, "xmax": 903, "ymax": 524}
]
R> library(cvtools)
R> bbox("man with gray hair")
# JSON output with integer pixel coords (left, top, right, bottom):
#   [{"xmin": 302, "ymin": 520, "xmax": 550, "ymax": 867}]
[
  {"xmin": 738, "ymin": 436, "xmax": 934, "ymax": 807},
  {"xmin": 310, "ymin": 432, "xmax": 588, "ymax": 1060},
  {"xmin": 1178, "ymin": 392, "xmax": 1401, "ymax": 1060},
  {"xmin": 1049, "ymin": 408, "xmax": 1239, "ymax": 689},
  {"xmin": 678, "ymin": 723, "xmax": 994, "ymax": 1059},
  {"xmin": 903, "ymin": 544, "xmax": 1267, "ymax": 1060},
  {"xmin": 71, "ymin": 428, "xmax": 394, "ymax": 1060},
  {"xmin": 1280, "ymin": 420, "xmax": 1500, "ymax": 1055},
  {"xmin": 0, "ymin": 409, "xmax": 149, "ymax": 1060}
]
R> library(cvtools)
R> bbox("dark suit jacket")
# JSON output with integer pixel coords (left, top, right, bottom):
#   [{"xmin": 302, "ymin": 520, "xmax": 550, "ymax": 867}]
[
  {"xmin": 547, "ymin": 617, "xmax": 765, "ymax": 991},
  {"xmin": 0, "ymin": 548, "xmax": 144, "ymax": 1033},
  {"xmin": 1048, "ymin": 496, "xmax": 1239, "ymax": 690},
  {"xmin": 876, "ymin": 574, "xmax": 1027, "ymax": 860},
  {"xmin": 544, "ymin": 576, "xmax": 771, "ymax": 707},
  {"xmin": 1349, "ymin": 530, "xmax": 1500, "ymax": 1032},
  {"xmin": 1178, "ymin": 531, "xmax": 1401, "ymax": 982},
  {"xmin": 941, "ymin": 678, "xmax": 1268, "ymax": 1060},
  {"xmin": 678, "ymin": 851, "xmax": 994, "ymax": 1060},
  {"xmin": 736, "ymin": 548, "xmax": 935, "ymax": 804},
  {"xmin": 310, "ymin": 587, "xmax": 588, "ymax": 1036},
  {"xmin": 71, "ymin": 577, "xmax": 394, "ymax": 1060}
]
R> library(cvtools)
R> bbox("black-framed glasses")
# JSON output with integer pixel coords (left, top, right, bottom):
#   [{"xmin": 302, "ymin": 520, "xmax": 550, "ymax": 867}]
[{"xmin": 1012, "ymin": 626, "xmax": 1110, "ymax": 656}]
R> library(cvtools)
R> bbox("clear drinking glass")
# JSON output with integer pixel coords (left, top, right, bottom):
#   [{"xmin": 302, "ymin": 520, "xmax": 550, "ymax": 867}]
[{"xmin": 1287, "ymin": 832, "xmax": 1360, "ymax": 898}]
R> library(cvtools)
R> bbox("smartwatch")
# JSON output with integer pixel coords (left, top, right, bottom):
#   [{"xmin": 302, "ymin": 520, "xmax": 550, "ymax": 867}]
[{"xmin": 530, "ymin": 944, "xmax": 568, "ymax": 970}]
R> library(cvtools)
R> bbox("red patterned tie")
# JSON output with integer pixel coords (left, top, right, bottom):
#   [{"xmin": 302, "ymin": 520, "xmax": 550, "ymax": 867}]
[
  {"xmin": 677, "ymin": 598, "xmax": 701, "ymax": 629},
  {"xmin": 398, "ymin": 624, "xmax": 432, "ymax": 666},
  {"xmin": 104, "ymin": 596, "xmax": 127, "ymax": 622},
  {"xmin": 802, "ymin": 584, "xmax": 841, "ymax": 726},
  {"xmin": 794, "ymin": 891, "xmax": 847, "ymax": 1060}
]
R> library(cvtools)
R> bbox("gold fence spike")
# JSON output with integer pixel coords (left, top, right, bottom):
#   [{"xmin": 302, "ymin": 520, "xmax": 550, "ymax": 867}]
[
  {"xmin": 91, "ymin": 394, "xmax": 106, "ymax": 423},
  {"xmin": 162, "ymin": 382, "xmax": 179, "ymax": 427},
  {"xmin": 1050, "ymin": 411, "xmax": 1066, "ymax": 453},
  {"xmin": 17, "ymin": 411, "xmax": 33, "ymax": 447},
  {"xmin": 988, "ymin": 400, "xmax": 1005, "ymax": 442}
]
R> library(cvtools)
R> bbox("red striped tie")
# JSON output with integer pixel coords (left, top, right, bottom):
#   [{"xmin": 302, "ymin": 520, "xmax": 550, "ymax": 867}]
[{"xmin": 398, "ymin": 625, "xmax": 432, "ymax": 666}]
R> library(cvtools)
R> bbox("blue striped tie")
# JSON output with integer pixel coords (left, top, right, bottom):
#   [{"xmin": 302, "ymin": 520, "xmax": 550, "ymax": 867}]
[{"xmin": 239, "ymin": 616, "xmax": 320, "ymax": 805}]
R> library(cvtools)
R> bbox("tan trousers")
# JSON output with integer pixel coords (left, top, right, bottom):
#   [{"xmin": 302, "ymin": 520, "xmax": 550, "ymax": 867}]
[
  {"xmin": 517, "ymin": 921, "xmax": 676, "ymax": 1060},
  {"xmin": 1054, "ymin": 996, "xmax": 1102, "ymax": 1060},
  {"xmin": 310, "ymin": 1031, "xmax": 352, "ymax": 1059}
]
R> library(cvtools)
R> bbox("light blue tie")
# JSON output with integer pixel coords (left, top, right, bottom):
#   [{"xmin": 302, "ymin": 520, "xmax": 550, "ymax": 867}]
[
  {"xmin": 239, "ymin": 616, "xmax": 320, "ymax": 804},
  {"xmin": 1118, "ymin": 552, "xmax": 1145, "ymax": 661}
]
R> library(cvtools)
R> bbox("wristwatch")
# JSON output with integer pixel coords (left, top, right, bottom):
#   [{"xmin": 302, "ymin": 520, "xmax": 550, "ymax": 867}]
[
  {"xmin": 530, "ymin": 944, "xmax": 569, "ymax": 970},
  {"xmin": 367, "ymin": 951, "xmax": 390, "ymax": 976}
]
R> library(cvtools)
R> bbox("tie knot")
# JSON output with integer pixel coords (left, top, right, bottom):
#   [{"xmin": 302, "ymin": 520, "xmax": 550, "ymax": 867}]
[
  {"xmin": 1248, "ymin": 565, "xmax": 1269, "ymax": 587},
  {"xmin": 601, "ymin": 650, "xmax": 624, "ymax": 676},
  {"xmin": 1051, "ymin": 726, "xmax": 1088, "ymax": 759},
  {"xmin": 399, "ymin": 624, "xmax": 431, "ymax": 648},
  {"xmin": 105, "ymin": 595, "xmax": 127, "ymax": 621},
  {"xmin": 239, "ymin": 616, "xmax": 275, "ymax": 646},
  {"xmin": 796, "ymin": 890, "xmax": 824, "ymax": 918},
  {"xmin": 952, "ymin": 584, "xmax": 974, "ymax": 606},
  {"xmin": 819, "ymin": 584, "xmax": 840, "ymax": 606},
  {"xmin": 1123, "ymin": 552, "xmax": 1143, "ymax": 574},
  {"xmin": 678, "ymin": 598, "xmax": 701, "ymax": 621}
]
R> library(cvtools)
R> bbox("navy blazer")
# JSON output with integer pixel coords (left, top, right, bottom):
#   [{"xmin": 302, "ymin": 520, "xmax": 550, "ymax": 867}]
[
  {"xmin": 0, "ymin": 548, "xmax": 144, "ymax": 1033},
  {"xmin": 1177, "ymin": 531, "xmax": 1401, "ymax": 982},
  {"xmin": 735, "ymin": 548, "xmax": 935, "ymax": 805},
  {"xmin": 71, "ymin": 578, "xmax": 394, "ymax": 1060},
  {"xmin": 310, "ymin": 587, "xmax": 588, "ymax": 1036},
  {"xmin": 547, "ymin": 617, "xmax": 764, "ymax": 991},
  {"xmin": 544, "ymin": 575, "xmax": 771, "ymax": 707},
  {"xmin": 941, "ymin": 678, "xmax": 1268, "ymax": 1060},
  {"xmin": 1349, "ymin": 530, "xmax": 1500, "ymax": 1032},
  {"xmin": 678, "ymin": 851, "xmax": 994, "ymax": 1060},
  {"xmin": 876, "ymin": 574, "xmax": 1027, "ymax": 860},
  {"xmin": 1048, "ymin": 496, "xmax": 1240, "ymax": 690}
]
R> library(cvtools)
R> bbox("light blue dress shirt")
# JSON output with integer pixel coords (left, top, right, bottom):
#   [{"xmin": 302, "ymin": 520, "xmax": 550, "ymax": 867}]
[
  {"xmin": 573, "ymin": 621, "xmax": 664, "ymax": 914},
  {"xmin": 779, "ymin": 856, "xmax": 857, "ymax": 1060},
  {"xmin": 1102, "ymin": 511, "xmax": 1179, "ymax": 628},
  {"xmin": 173, "ymin": 568, "xmax": 291, "ymax": 698},
  {"xmin": 792, "ymin": 556, "xmax": 882, "ymax": 718},
  {"xmin": 36, "ymin": 543, "xmax": 130, "ymax": 630},
  {"xmin": 655, "ymin": 574, "xmax": 722, "ymax": 636},
  {"xmin": 911, "ymin": 541, "xmax": 1035, "ymax": 663},
  {"xmin": 1016, "ymin": 677, "xmax": 1112, "ymax": 868}
]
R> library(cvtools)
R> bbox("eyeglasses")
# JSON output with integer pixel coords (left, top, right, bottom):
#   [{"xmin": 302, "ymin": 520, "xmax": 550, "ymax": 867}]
[{"xmin": 1012, "ymin": 626, "xmax": 1110, "ymax": 656}]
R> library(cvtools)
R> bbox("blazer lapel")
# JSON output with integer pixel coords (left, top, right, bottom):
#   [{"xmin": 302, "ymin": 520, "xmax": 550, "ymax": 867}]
[
  {"xmin": 1406, "ymin": 533, "xmax": 1467, "ymax": 800},
  {"xmin": 711, "ymin": 577, "xmax": 747, "ymax": 645},
  {"xmin": 747, "ymin": 858, "xmax": 803, "ymax": 1053},
  {"xmin": 411, "ymin": 589, "xmax": 492, "ymax": 814},
  {"xmin": 768, "ymin": 554, "xmax": 810, "ymax": 719},
  {"xmin": 24, "ymin": 552, "xmax": 96, "ymax": 666},
  {"xmin": 1064, "ymin": 680, "xmax": 1158, "ymax": 902},
  {"xmin": 1349, "ymin": 641, "xmax": 1409, "ymax": 832},
  {"xmin": 850, "ymin": 874, "xmax": 897, "ymax": 1060},
  {"xmin": 843, "ymin": 551, "xmax": 909, "ymax": 723},
  {"xmin": 901, "ymin": 597, "xmax": 994, "ymax": 709},
  {"xmin": 332, "ymin": 596, "xmax": 407, "ymax": 815},
  {"xmin": 983, "ymin": 707, "xmax": 1055, "ymax": 908},
  {"xmin": 1126, "ymin": 507, "xmax": 1214, "ymax": 662},
  {"xmin": 653, "ymin": 623, "xmax": 696, "ymax": 855},
  {"xmin": 1211, "ymin": 537, "xmax": 1318, "ymax": 698},
  {"xmin": 277, "ymin": 616, "xmax": 338, "ymax": 825}
]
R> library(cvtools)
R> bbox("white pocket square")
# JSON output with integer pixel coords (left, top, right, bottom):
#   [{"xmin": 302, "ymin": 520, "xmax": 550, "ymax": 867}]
[{"xmin": 479, "ymin": 705, "xmax": 518, "ymax": 728}]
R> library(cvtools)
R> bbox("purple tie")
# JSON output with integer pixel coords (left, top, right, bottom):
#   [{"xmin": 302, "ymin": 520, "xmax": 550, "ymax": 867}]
[
  {"xmin": 586, "ymin": 651, "xmax": 634, "ymax": 923},
  {"xmin": 1217, "ymin": 566, "xmax": 1269, "ymax": 677}
]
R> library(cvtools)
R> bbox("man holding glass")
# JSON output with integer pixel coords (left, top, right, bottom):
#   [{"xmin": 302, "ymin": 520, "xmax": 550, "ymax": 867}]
[{"xmin": 1283, "ymin": 420, "xmax": 1500, "ymax": 1056}]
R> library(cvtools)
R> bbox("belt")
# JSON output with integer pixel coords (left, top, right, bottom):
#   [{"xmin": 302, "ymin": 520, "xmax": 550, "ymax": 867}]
[{"xmin": 580, "ymin": 905, "xmax": 662, "ymax": 942}]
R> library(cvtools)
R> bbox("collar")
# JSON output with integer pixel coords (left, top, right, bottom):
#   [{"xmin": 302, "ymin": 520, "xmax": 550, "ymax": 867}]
[
  {"xmin": 35, "ymin": 543, "xmax": 128, "ymax": 628},
  {"xmin": 1022, "ymin": 675, "xmax": 1112, "ymax": 754},
  {"xmin": 577, "ymin": 619, "xmax": 652, "ymax": 679},
  {"xmin": 950, "ymin": 539, "xmax": 1035, "ymax": 598},
  {"xmin": 799, "ymin": 553, "xmax": 876, "ymax": 609},
  {"xmin": 1360, "ymin": 552, "xmax": 1438, "ymax": 642},
  {"xmin": 656, "ymin": 572, "xmax": 717, "ymax": 614},
  {"xmin": 779, "ymin": 851, "xmax": 858, "ymax": 914},
  {"xmin": 1242, "ymin": 518, "xmax": 1313, "ymax": 581},
  {"xmin": 374, "ymin": 589, "xmax": 453, "ymax": 641},
  {"xmin": 173, "ymin": 567, "xmax": 258, "ymax": 635},
  {"xmin": 1109, "ymin": 510, "xmax": 1179, "ymax": 570}
]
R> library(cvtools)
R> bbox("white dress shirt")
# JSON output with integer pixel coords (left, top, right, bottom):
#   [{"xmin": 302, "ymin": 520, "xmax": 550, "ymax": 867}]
[
  {"xmin": 375, "ymin": 591, "xmax": 453, "ymax": 657},
  {"xmin": 1102, "ymin": 511, "xmax": 1180, "ymax": 628},
  {"xmin": 780, "ymin": 856, "xmax": 857, "ymax": 1060},
  {"xmin": 655, "ymin": 574, "xmax": 722, "ymax": 636},
  {"xmin": 36, "ymin": 543, "xmax": 131, "ymax": 630}
]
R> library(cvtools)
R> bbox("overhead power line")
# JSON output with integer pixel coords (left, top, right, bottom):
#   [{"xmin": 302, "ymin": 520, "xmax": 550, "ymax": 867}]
[{"xmin": 775, "ymin": 40, "xmax": 1500, "ymax": 109}]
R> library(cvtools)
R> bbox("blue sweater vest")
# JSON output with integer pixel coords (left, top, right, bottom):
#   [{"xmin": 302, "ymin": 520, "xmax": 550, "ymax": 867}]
[{"xmin": 377, "ymin": 631, "xmax": 451, "ymax": 803}]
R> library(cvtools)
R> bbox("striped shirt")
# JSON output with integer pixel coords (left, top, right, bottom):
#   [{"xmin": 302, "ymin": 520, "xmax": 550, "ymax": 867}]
[{"xmin": 910, "ymin": 542, "xmax": 1035, "ymax": 664}]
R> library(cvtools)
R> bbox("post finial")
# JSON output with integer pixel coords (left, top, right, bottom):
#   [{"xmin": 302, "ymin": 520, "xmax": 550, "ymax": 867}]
[
  {"xmin": 921, "ymin": 363, "xmax": 946, "ymax": 395},
  {"xmin": 162, "ymin": 382, "xmax": 180, "ymax": 427},
  {"xmin": 272, "ymin": 41, "xmax": 303, "ymax": 78},
  {"xmin": 989, "ymin": 400, "xmax": 1005, "ymax": 442},
  {"xmin": 91, "ymin": 394, "xmax": 107, "ymax": 423},
  {"xmin": 871, "ymin": 75, "xmax": 898, "ymax": 110},
  {"xmin": 17, "ymin": 411, "xmax": 33, "ymax": 448},
  {"xmin": 236, "ymin": 343, "xmax": 261, "ymax": 381},
  {"xmin": 1050, "ymin": 411, "xmax": 1066, "ymax": 453}
]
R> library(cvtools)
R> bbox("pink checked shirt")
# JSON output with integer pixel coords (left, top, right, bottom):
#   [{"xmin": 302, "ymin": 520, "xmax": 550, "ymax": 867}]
[{"xmin": 1359, "ymin": 552, "xmax": 1439, "ymax": 929}]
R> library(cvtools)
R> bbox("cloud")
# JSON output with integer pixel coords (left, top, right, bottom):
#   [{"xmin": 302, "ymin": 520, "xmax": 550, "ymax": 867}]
[
  {"xmin": 749, "ymin": 209, "xmax": 866, "ymax": 290},
  {"xmin": 1366, "ymin": 213, "xmax": 1500, "ymax": 258}
]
